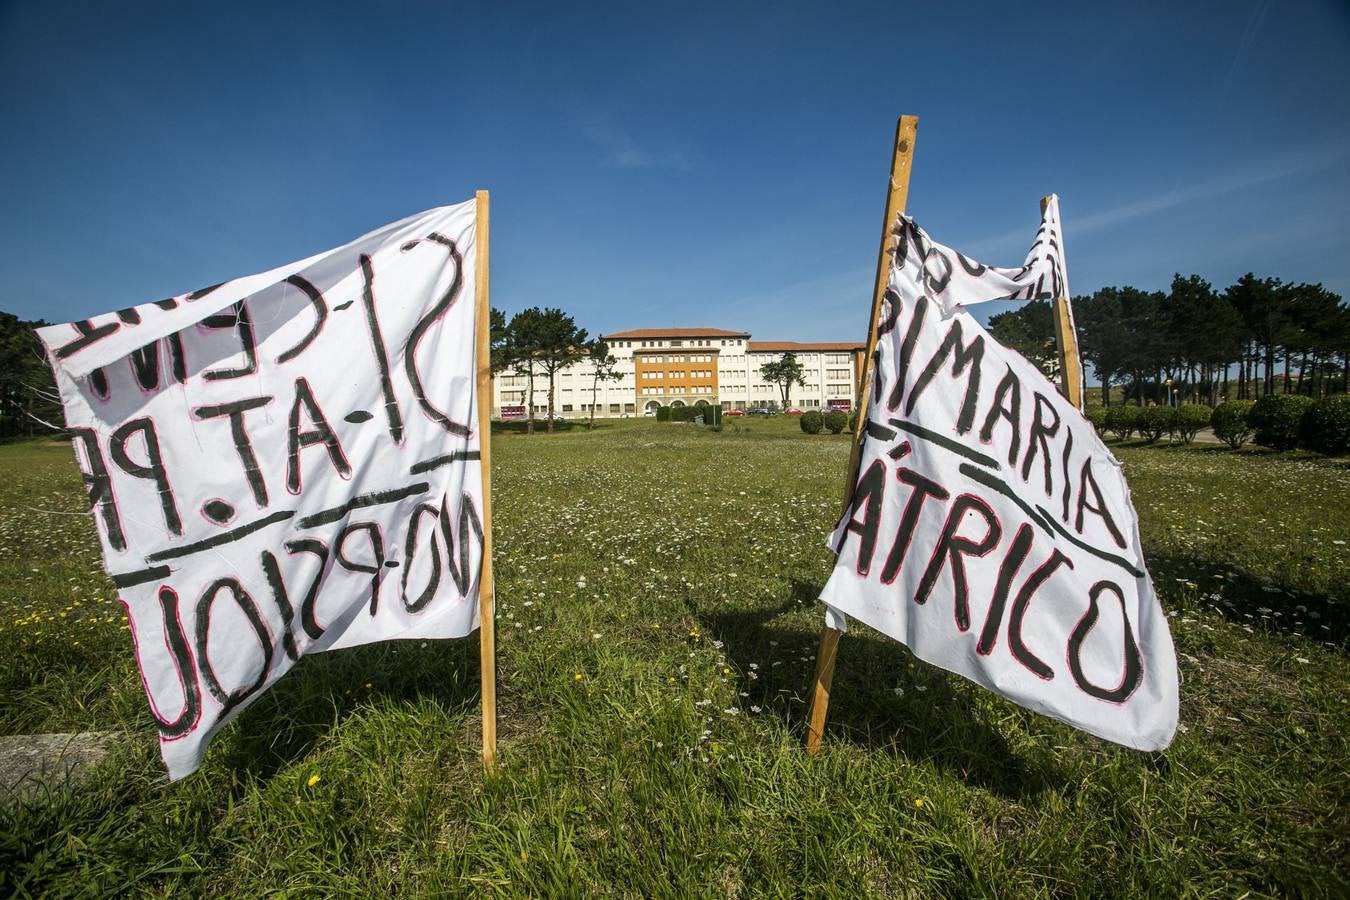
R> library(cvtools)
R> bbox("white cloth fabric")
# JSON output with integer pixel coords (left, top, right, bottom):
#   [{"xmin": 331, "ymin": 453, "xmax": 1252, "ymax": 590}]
[
  {"xmin": 819, "ymin": 199, "xmax": 1178, "ymax": 750},
  {"xmin": 40, "ymin": 199, "xmax": 487, "ymax": 778}
]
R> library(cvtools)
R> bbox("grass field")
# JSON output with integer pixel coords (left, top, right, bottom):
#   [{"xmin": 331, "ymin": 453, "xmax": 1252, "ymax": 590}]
[{"xmin": 1, "ymin": 418, "xmax": 1346, "ymax": 896}]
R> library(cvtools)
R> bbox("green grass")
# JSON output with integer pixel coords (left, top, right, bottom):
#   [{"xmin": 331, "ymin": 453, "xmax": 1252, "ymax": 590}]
[{"xmin": 0, "ymin": 421, "xmax": 1346, "ymax": 896}]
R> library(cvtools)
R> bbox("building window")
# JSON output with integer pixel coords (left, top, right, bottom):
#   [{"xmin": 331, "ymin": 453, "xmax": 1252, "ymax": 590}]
[
  {"xmin": 624, "ymin": 403, "xmax": 635, "ymax": 412},
  {"xmin": 609, "ymin": 403, "xmax": 620, "ymax": 413},
  {"xmin": 562, "ymin": 404, "xmax": 573, "ymax": 412}
]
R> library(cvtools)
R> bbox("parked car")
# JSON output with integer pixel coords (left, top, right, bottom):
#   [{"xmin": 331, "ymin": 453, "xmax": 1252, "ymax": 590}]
[
  {"xmin": 748, "ymin": 407, "xmax": 776, "ymax": 416},
  {"xmin": 725, "ymin": 409, "xmax": 745, "ymax": 417},
  {"xmin": 785, "ymin": 408, "xmax": 804, "ymax": 415}
]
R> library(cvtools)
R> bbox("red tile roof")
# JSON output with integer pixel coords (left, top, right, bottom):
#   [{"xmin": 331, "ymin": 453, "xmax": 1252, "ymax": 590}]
[
  {"xmin": 602, "ymin": 327, "xmax": 750, "ymax": 339},
  {"xmin": 747, "ymin": 341, "xmax": 866, "ymax": 353}
]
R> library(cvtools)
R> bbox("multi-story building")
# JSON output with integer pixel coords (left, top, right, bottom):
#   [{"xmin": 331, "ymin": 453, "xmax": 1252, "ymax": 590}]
[{"xmin": 492, "ymin": 327, "xmax": 865, "ymax": 419}]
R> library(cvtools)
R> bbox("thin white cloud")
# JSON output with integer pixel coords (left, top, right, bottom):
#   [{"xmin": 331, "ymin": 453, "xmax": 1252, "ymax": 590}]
[
  {"xmin": 961, "ymin": 138, "xmax": 1350, "ymax": 261},
  {"xmin": 579, "ymin": 115, "xmax": 691, "ymax": 172}
]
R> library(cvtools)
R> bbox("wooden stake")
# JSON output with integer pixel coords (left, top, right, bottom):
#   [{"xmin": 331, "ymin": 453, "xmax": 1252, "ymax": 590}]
[
  {"xmin": 1042, "ymin": 195, "xmax": 1082, "ymax": 409},
  {"xmin": 805, "ymin": 116, "xmax": 918, "ymax": 755},
  {"xmin": 473, "ymin": 190, "xmax": 498, "ymax": 771}
]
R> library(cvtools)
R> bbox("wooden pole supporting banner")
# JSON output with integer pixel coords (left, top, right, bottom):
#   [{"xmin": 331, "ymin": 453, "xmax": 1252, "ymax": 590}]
[
  {"xmin": 473, "ymin": 190, "xmax": 498, "ymax": 771},
  {"xmin": 1042, "ymin": 195, "xmax": 1083, "ymax": 410},
  {"xmin": 805, "ymin": 116, "xmax": 918, "ymax": 755}
]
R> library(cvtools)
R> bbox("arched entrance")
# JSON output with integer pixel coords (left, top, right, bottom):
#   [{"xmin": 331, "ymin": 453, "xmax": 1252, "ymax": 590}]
[
  {"xmin": 644, "ymin": 400, "xmax": 661, "ymax": 415},
  {"xmin": 670, "ymin": 400, "xmax": 686, "ymax": 408}
]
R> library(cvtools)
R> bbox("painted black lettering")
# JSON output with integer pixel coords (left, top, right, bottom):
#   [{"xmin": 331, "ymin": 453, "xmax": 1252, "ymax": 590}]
[
  {"xmin": 284, "ymin": 538, "xmax": 329, "ymax": 640},
  {"xmin": 297, "ymin": 482, "xmax": 429, "ymax": 529},
  {"xmin": 194, "ymin": 577, "xmax": 273, "ymax": 715},
  {"xmin": 924, "ymin": 249, "xmax": 953, "ymax": 295},
  {"xmin": 876, "ymin": 289, "xmax": 901, "ymax": 337},
  {"xmin": 260, "ymin": 550, "xmax": 301, "ymax": 661},
  {"xmin": 276, "ymin": 275, "xmax": 328, "ymax": 364},
  {"xmin": 1067, "ymin": 580, "xmax": 1144, "ymax": 702},
  {"xmin": 146, "ymin": 510, "xmax": 294, "ymax": 563},
  {"xmin": 1020, "ymin": 392, "xmax": 1061, "ymax": 496},
  {"xmin": 409, "ymin": 450, "xmax": 481, "ymax": 476},
  {"xmin": 201, "ymin": 301, "xmax": 258, "ymax": 381},
  {"xmin": 440, "ymin": 492, "xmax": 484, "ymax": 596},
  {"xmin": 54, "ymin": 319, "xmax": 120, "ymax": 360},
  {"xmin": 1075, "ymin": 458, "xmax": 1127, "ymax": 548},
  {"xmin": 336, "ymin": 522, "xmax": 385, "ymax": 614},
  {"xmin": 914, "ymin": 494, "xmax": 1001, "ymax": 632},
  {"xmin": 287, "ymin": 378, "xmax": 351, "ymax": 494},
  {"xmin": 70, "ymin": 427, "xmax": 125, "ymax": 551},
  {"xmin": 402, "ymin": 234, "xmax": 472, "ymax": 437},
  {"xmin": 128, "ymin": 343, "xmax": 161, "ymax": 391},
  {"xmin": 905, "ymin": 318, "xmax": 985, "ymax": 435},
  {"xmin": 138, "ymin": 587, "xmax": 201, "ymax": 739},
  {"xmin": 886, "ymin": 295, "xmax": 928, "ymax": 411},
  {"xmin": 979, "ymin": 366, "xmax": 1023, "ymax": 465},
  {"xmin": 168, "ymin": 333, "xmax": 187, "ymax": 383},
  {"xmin": 88, "ymin": 367, "xmax": 110, "ymax": 400},
  {"xmin": 976, "ymin": 523, "xmax": 1035, "ymax": 655},
  {"xmin": 193, "ymin": 396, "xmax": 273, "ymax": 507},
  {"xmin": 1008, "ymin": 549, "xmax": 1074, "ymax": 680},
  {"xmin": 109, "ymin": 417, "xmax": 182, "ymax": 536},
  {"xmin": 359, "ymin": 254, "xmax": 404, "ymax": 443},
  {"xmin": 832, "ymin": 459, "xmax": 886, "ymax": 574},
  {"xmin": 1060, "ymin": 427, "xmax": 1074, "ymax": 522},
  {"xmin": 957, "ymin": 251, "xmax": 987, "ymax": 277},
  {"xmin": 402, "ymin": 503, "xmax": 442, "ymax": 613},
  {"xmin": 888, "ymin": 418, "xmax": 1000, "ymax": 469},
  {"xmin": 880, "ymin": 467, "xmax": 950, "ymax": 584},
  {"xmin": 186, "ymin": 282, "xmax": 225, "ymax": 300}
]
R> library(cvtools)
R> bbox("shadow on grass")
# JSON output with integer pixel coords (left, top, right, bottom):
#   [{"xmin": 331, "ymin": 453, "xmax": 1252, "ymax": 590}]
[
  {"xmin": 1105, "ymin": 438, "xmax": 1350, "ymax": 470},
  {"xmin": 690, "ymin": 579, "xmax": 1063, "ymax": 800},
  {"xmin": 1144, "ymin": 550, "xmax": 1347, "ymax": 648},
  {"xmin": 211, "ymin": 636, "xmax": 482, "ymax": 782}
]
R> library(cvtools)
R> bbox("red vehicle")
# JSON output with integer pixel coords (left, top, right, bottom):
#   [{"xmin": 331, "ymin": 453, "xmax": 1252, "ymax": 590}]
[
  {"xmin": 785, "ymin": 408, "xmax": 804, "ymax": 415},
  {"xmin": 725, "ymin": 409, "xmax": 746, "ymax": 416}
]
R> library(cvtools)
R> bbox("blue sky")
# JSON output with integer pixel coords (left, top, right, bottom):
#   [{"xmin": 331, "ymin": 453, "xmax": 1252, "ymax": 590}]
[{"xmin": 3, "ymin": 0, "xmax": 1348, "ymax": 340}]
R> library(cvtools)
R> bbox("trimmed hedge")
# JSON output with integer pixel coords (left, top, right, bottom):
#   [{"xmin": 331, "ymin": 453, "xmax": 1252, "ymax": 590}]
[
  {"xmin": 823, "ymin": 411, "xmax": 848, "ymax": 434},
  {"xmin": 800, "ymin": 410, "xmax": 824, "ymax": 434},
  {"xmin": 1104, "ymin": 405, "xmax": 1139, "ymax": 440},
  {"xmin": 1136, "ymin": 405, "xmax": 1172, "ymax": 443},
  {"xmin": 1171, "ymin": 405, "xmax": 1212, "ymax": 445},
  {"xmin": 1211, "ymin": 400, "xmax": 1255, "ymax": 449},
  {"xmin": 655, "ymin": 406, "xmax": 670, "ymax": 422},
  {"xmin": 1300, "ymin": 395, "xmax": 1350, "ymax": 456},
  {"xmin": 1085, "ymin": 406, "xmax": 1108, "ymax": 436},
  {"xmin": 1249, "ymin": 394, "xmax": 1314, "ymax": 451},
  {"xmin": 670, "ymin": 406, "xmax": 691, "ymax": 423}
]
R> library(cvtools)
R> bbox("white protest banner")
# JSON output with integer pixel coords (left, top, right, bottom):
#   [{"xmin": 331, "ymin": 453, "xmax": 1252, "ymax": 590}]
[
  {"xmin": 819, "ymin": 199, "xmax": 1179, "ymax": 751},
  {"xmin": 39, "ymin": 199, "xmax": 490, "ymax": 779}
]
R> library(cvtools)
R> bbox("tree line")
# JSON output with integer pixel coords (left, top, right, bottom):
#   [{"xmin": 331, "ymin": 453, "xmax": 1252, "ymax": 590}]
[
  {"xmin": 0, "ymin": 312, "xmax": 61, "ymax": 440},
  {"xmin": 491, "ymin": 307, "xmax": 620, "ymax": 434},
  {"xmin": 989, "ymin": 273, "xmax": 1349, "ymax": 406},
  {"xmin": 0, "ymin": 306, "xmax": 620, "ymax": 440}
]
